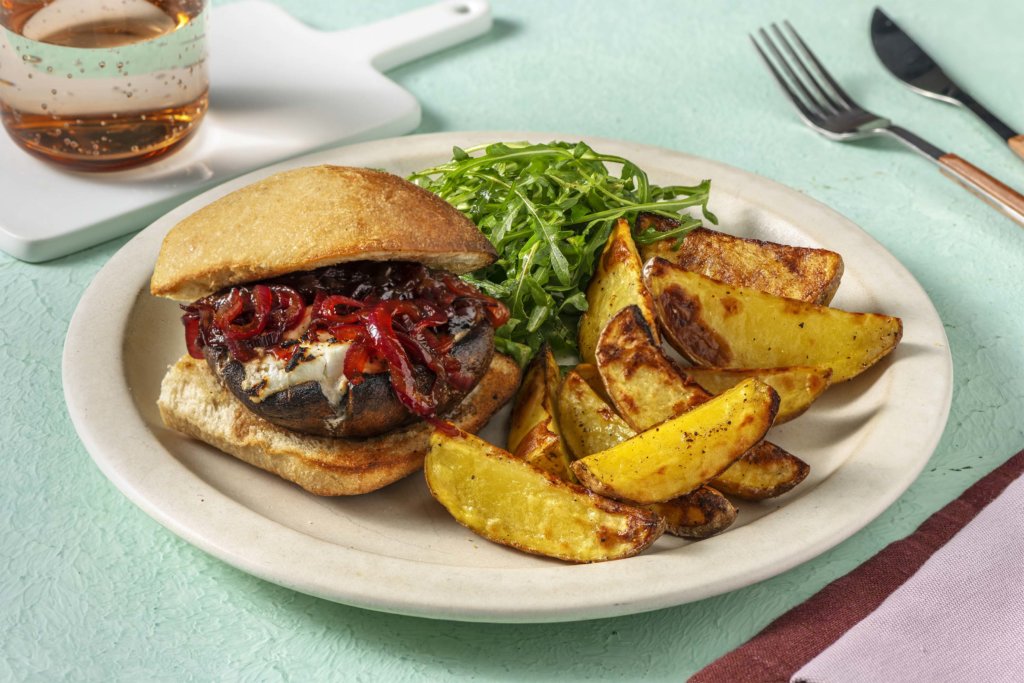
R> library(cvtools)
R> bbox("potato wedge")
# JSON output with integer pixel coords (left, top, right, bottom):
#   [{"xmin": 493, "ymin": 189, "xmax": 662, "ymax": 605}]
[
  {"xmin": 637, "ymin": 215, "xmax": 844, "ymax": 305},
  {"xmin": 644, "ymin": 258, "xmax": 903, "ymax": 383},
  {"xmin": 595, "ymin": 305, "xmax": 809, "ymax": 499},
  {"xmin": 563, "ymin": 363, "xmax": 808, "ymax": 498},
  {"xmin": 684, "ymin": 366, "xmax": 832, "ymax": 424},
  {"xmin": 570, "ymin": 378, "xmax": 780, "ymax": 504},
  {"xmin": 560, "ymin": 360, "xmax": 802, "ymax": 506},
  {"xmin": 710, "ymin": 440, "xmax": 810, "ymax": 500},
  {"xmin": 507, "ymin": 352, "xmax": 548, "ymax": 454},
  {"xmin": 507, "ymin": 346, "xmax": 574, "ymax": 480},
  {"xmin": 540, "ymin": 346, "xmax": 567, "ymax": 436},
  {"xmin": 577, "ymin": 218, "xmax": 659, "ymax": 366},
  {"xmin": 648, "ymin": 486, "xmax": 737, "ymax": 539},
  {"xmin": 512, "ymin": 418, "xmax": 565, "ymax": 473},
  {"xmin": 426, "ymin": 426, "xmax": 665, "ymax": 562},
  {"xmin": 569, "ymin": 363, "xmax": 613, "ymax": 405},
  {"xmin": 559, "ymin": 371, "xmax": 737, "ymax": 537},
  {"xmin": 594, "ymin": 306, "xmax": 708, "ymax": 433},
  {"xmin": 538, "ymin": 347, "xmax": 574, "ymax": 479},
  {"xmin": 558, "ymin": 368, "xmax": 636, "ymax": 459}
]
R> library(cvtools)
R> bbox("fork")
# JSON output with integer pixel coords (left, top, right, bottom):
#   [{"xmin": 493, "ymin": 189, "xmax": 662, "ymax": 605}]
[{"xmin": 751, "ymin": 21, "xmax": 1024, "ymax": 228}]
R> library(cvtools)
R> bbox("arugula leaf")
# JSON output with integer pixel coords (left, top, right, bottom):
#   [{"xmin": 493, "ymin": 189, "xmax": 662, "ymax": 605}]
[{"xmin": 409, "ymin": 141, "xmax": 716, "ymax": 366}]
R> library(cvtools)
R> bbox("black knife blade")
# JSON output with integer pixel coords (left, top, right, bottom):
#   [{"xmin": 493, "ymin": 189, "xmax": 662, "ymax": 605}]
[{"xmin": 871, "ymin": 7, "xmax": 1021, "ymax": 149}]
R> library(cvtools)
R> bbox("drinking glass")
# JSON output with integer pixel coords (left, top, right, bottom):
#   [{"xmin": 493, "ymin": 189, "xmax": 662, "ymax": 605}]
[{"xmin": 0, "ymin": 0, "xmax": 208, "ymax": 171}]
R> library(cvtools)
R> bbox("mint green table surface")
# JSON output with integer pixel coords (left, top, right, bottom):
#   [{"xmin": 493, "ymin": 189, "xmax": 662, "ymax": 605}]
[{"xmin": 3, "ymin": 1, "xmax": 1022, "ymax": 680}]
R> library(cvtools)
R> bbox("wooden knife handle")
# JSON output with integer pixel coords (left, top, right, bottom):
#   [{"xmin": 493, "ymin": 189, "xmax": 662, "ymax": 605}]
[
  {"xmin": 1010, "ymin": 134, "xmax": 1024, "ymax": 162},
  {"xmin": 938, "ymin": 153, "xmax": 1024, "ymax": 228}
]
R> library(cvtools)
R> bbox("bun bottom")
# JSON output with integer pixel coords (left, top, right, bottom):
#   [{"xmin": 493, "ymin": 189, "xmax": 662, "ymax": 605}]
[{"xmin": 157, "ymin": 353, "xmax": 520, "ymax": 495}]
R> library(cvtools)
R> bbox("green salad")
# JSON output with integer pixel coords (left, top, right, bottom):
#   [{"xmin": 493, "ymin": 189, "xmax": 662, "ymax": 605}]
[{"xmin": 409, "ymin": 141, "xmax": 717, "ymax": 367}]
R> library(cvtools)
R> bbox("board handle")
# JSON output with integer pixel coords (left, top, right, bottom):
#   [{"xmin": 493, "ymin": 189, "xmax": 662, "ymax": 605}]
[{"xmin": 344, "ymin": 0, "xmax": 492, "ymax": 72}]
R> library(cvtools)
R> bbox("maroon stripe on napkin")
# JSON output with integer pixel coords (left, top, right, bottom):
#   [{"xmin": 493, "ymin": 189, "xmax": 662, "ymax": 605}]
[{"xmin": 689, "ymin": 448, "xmax": 1024, "ymax": 683}]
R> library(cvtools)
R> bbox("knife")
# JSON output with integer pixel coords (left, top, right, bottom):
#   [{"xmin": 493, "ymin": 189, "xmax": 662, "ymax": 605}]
[{"xmin": 871, "ymin": 8, "xmax": 1024, "ymax": 161}]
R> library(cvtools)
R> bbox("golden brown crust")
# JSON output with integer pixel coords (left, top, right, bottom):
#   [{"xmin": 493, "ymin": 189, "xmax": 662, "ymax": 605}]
[
  {"xmin": 150, "ymin": 166, "xmax": 496, "ymax": 301},
  {"xmin": 639, "ymin": 224, "xmax": 844, "ymax": 305},
  {"xmin": 157, "ymin": 353, "xmax": 520, "ymax": 495}
]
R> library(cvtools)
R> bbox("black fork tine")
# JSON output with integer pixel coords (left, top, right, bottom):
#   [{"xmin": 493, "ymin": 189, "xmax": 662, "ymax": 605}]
[
  {"xmin": 769, "ymin": 24, "xmax": 845, "ymax": 113},
  {"xmin": 782, "ymin": 20, "xmax": 859, "ymax": 110},
  {"xmin": 757, "ymin": 26, "xmax": 828, "ymax": 118},
  {"xmin": 749, "ymin": 31, "xmax": 821, "ymax": 124}
]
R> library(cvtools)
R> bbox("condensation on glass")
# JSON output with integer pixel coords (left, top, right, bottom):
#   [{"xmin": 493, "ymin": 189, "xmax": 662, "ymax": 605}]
[{"xmin": 0, "ymin": 0, "xmax": 208, "ymax": 171}]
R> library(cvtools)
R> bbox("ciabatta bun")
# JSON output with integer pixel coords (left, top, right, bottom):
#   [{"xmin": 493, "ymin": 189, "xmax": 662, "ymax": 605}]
[
  {"xmin": 150, "ymin": 165, "xmax": 496, "ymax": 301},
  {"xmin": 158, "ymin": 353, "xmax": 520, "ymax": 495}
]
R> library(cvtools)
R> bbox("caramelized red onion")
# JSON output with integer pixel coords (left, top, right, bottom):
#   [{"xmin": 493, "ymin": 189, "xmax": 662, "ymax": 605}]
[{"xmin": 180, "ymin": 262, "xmax": 509, "ymax": 420}]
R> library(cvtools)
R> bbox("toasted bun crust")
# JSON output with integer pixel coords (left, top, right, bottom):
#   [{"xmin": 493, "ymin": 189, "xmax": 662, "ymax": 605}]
[
  {"xmin": 150, "ymin": 165, "xmax": 496, "ymax": 301},
  {"xmin": 157, "ymin": 353, "xmax": 520, "ymax": 496}
]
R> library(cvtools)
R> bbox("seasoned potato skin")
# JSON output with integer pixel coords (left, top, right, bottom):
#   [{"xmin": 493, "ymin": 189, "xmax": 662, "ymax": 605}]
[
  {"xmin": 637, "ymin": 215, "xmax": 844, "ymax": 305},
  {"xmin": 207, "ymin": 322, "xmax": 494, "ymax": 438},
  {"xmin": 507, "ymin": 346, "xmax": 575, "ymax": 480},
  {"xmin": 557, "ymin": 368, "xmax": 636, "ymax": 459},
  {"xmin": 577, "ymin": 218, "xmax": 658, "ymax": 365},
  {"xmin": 570, "ymin": 378, "xmax": 781, "ymax": 505},
  {"xmin": 595, "ymin": 305, "xmax": 709, "ymax": 431},
  {"xmin": 644, "ymin": 257, "xmax": 903, "ymax": 382},
  {"xmin": 711, "ymin": 441, "xmax": 810, "ymax": 500},
  {"xmin": 426, "ymin": 426, "xmax": 665, "ymax": 563},
  {"xmin": 593, "ymin": 305, "xmax": 810, "ymax": 500},
  {"xmin": 648, "ymin": 486, "xmax": 738, "ymax": 539},
  {"xmin": 684, "ymin": 365, "xmax": 832, "ymax": 424},
  {"xmin": 507, "ymin": 350, "xmax": 551, "ymax": 454}
]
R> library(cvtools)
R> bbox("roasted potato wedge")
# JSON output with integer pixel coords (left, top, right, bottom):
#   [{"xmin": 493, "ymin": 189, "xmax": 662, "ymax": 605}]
[
  {"xmin": 512, "ymin": 418, "xmax": 565, "ymax": 473},
  {"xmin": 570, "ymin": 378, "xmax": 780, "ymax": 504},
  {"xmin": 570, "ymin": 363, "xmax": 613, "ymax": 405},
  {"xmin": 648, "ymin": 486, "xmax": 737, "ymax": 539},
  {"xmin": 577, "ymin": 218, "xmax": 659, "ymax": 365},
  {"xmin": 558, "ymin": 368, "xmax": 636, "ymax": 459},
  {"xmin": 507, "ymin": 350, "xmax": 549, "ymax": 454},
  {"xmin": 644, "ymin": 258, "xmax": 903, "ymax": 383},
  {"xmin": 540, "ymin": 346, "xmax": 567, "ymax": 434},
  {"xmin": 559, "ymin": 360, "xmax": 800, "ymax": 509},
  {"xmin": 710, "ymin": 440, "xmax": 810, "ymax": 500},
  {"xmin": 684, "ymin": 366, "xmax": 832, "ymax": 424},
  {"xmin": 560, "ymin": 370, "xmax": 736, "ymax": 536},
  {"xmin": 561, "ymin": 370, "xmax": 737, "ymax": 536},
  {"xmin": 426, "ymin": 426, "xmax": 665, "ymax": 562},
  {"xmin": 507, "ymin": 346, "xmax": 574, "ymax": 480},
  {"xmin": 594, "ymin": 306, "xmax": 708, "ymax": 432},
  {"xmin": 637, "ymin": 215, "xmax": 844, "ymax": 305},
  {"xmin": 594, "ymin": 305, "xmax": 809, "ymax": 499},
  {"xmin": 560, "ymin": 360, "xmax": 807, "ymax": 502}
]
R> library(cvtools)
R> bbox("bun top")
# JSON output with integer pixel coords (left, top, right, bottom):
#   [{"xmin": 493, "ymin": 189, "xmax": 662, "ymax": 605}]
[{"xmin": 150, "ymin": 165, "xmax": 497, "ymax": 301}]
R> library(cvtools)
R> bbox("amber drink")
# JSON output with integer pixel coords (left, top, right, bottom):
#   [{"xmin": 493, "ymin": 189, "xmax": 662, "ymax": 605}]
[{"xmin": 0, "ymin": 0, "xmax": 208, "ymax": 171}]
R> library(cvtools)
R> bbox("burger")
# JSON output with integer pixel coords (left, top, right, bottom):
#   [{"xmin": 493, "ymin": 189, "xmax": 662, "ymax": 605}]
[{"xmin": 150, "ymin": 165, "xmax": 520, "ymax": 495}]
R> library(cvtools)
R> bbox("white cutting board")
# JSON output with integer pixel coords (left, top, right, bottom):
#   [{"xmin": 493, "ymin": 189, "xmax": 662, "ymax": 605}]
[{"xmin": 0, "ymin": 0, "xmax": 491, "ymax": 262}]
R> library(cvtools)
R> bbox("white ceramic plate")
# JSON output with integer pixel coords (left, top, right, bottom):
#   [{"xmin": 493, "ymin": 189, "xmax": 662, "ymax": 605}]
[{"xmin": 63, "ymin": 132, "xmax": 952, "ymax": 623}]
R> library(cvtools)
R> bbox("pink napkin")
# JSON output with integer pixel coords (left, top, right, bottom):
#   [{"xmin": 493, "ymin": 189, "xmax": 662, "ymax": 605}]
[
  {"xmin": 794, "ymin": 468, "xmax": 1024, "ymax": 681},
  {"xmin": 691, "ymin": 448, "xmax": 1024, "ymax": 683}
]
